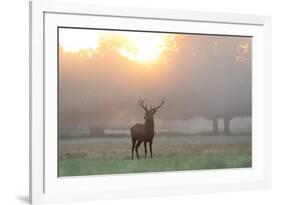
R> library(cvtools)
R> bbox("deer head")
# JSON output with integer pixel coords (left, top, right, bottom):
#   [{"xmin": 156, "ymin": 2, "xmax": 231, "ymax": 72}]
[{"xmin": 138, "ymin": 98, "xmax": 165, "ymax": 120}]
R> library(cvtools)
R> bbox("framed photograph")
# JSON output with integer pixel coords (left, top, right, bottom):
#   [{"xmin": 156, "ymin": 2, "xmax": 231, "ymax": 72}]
[{"xmin": 30, "ymin": 1, "xmax": 271, "ymax": 204}]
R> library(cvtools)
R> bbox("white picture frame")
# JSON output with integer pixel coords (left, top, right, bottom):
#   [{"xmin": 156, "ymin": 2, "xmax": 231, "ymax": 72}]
[{"xmin": 29, "ymin": 1, "xmax": 272, "ymax": 204}]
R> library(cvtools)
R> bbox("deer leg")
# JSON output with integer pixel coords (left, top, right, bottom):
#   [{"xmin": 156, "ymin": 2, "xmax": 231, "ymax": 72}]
[
  {"xmin": 149, "ymin": 141, "xmax": 153, "ymax": 158},
  {"xmin": 144, "ymin": 142, "xmax": 147, "ymax": 158},
  {"xmin": 135, "ymin": 140, "xmax": 142, "ymax": 159},
  {"xmin": 131, "ymin": 139, "xmax": 136, "ymax": 160}
]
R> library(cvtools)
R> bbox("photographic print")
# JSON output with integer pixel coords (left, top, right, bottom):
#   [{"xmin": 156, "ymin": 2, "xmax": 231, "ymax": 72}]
[{"xmin": 58, "ymin": 28, "xmax": 252, "ymax": 177}]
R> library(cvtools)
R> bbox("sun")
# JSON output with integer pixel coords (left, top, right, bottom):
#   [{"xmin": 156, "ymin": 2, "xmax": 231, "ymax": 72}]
[
  {"xmin": 59, "ymin": 28, "xmax": 175, "ymax": 64},
  {"xmin": 116, "ymin": 32, "xmax": 171, "ymax": 64}
]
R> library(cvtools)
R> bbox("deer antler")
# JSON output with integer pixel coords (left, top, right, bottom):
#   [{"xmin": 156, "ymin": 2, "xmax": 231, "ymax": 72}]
[
  {"xmin": 153, "ymin": 99, "xmax": 165, "ymax": 111},
  {"xmin": 138, "ymin": 98, "xmax": 148, "ymax": 112}
]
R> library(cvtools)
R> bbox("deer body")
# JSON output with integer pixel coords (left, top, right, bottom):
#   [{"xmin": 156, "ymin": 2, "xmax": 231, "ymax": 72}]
[{"xmin": 130, "ymin": 99, "xmax": 165, "ymax": 159}]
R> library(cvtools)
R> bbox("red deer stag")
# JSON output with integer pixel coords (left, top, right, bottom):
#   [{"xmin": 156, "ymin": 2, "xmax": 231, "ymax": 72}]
[{"xmin": 130, "ymin": 98, "xmax": 165, "ymax": 159}]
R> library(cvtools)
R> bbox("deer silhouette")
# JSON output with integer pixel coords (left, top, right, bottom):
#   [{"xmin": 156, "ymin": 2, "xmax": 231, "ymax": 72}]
[{"xmin": 130, "ymin": 98, "xmax": 165, "ymax": 159}]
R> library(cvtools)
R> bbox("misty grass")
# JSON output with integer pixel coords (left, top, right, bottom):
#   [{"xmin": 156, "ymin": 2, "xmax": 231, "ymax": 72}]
[
  {"xmin": 58, "ymin": 135, "xmax": 251, "ymax": 176},
  {"xmin": 58, "ymin": 153, "xmax": 251, "ymax": 176}
]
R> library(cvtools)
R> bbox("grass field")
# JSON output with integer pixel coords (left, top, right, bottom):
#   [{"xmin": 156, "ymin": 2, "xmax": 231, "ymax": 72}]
[
  {"xmin": 58, "ymin": 134, "xmax": 251, "ymax": 176},
  {"xmin": 59, "ymin": 153, "xmax": 251, "ymax": 176}
]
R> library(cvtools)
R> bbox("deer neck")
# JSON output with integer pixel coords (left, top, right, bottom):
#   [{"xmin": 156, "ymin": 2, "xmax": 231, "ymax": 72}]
[{"xmin": 144, "ymin": 117, "xmax": 154, "ymax": 137}]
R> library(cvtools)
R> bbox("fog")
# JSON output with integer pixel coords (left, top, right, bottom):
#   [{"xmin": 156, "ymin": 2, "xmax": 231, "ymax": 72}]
[{"xmin": 59, "ymin": 29, "xmax": 251, "ymax": 135}]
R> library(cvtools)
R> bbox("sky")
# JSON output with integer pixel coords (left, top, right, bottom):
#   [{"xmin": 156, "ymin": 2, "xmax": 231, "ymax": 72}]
[{"xmin": 59, "ymin": 28, "xmax": 175, "ymax": 64}]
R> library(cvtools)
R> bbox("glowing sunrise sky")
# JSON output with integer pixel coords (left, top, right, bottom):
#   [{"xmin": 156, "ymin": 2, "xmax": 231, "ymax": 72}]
[{"xmin": 59, "ymin": 28, "xmax": 175, "ymax": 64}]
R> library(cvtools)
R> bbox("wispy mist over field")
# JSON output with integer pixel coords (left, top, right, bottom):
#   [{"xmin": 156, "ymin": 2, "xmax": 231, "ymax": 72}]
[{"xmin": 59, "ymin": 28, "xmax": 251, "ymax": 136}]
